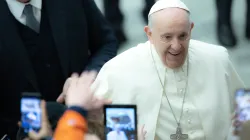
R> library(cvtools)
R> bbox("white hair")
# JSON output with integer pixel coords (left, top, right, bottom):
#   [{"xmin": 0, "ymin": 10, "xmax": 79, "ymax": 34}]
[{"xmin": 148, "ymin": 15, "xmax": 153, "ymax": 29}]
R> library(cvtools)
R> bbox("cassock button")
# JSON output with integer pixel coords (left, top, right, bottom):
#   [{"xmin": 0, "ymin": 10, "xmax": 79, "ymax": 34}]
[{"xmin": 178, "ymin": 89, "xmax": 184, "ymax": 94}]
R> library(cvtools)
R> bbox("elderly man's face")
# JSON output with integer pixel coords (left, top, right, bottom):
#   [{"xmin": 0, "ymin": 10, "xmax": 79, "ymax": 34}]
[{"xmin": 145, "ymin": 8, "xmax": 194, "ymax": 68}]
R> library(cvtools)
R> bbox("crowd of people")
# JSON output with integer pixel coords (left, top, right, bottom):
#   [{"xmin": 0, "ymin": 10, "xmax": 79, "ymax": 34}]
[{"xmin": 0, "ymin": 0, "xmax": 250, "ymax": 139}]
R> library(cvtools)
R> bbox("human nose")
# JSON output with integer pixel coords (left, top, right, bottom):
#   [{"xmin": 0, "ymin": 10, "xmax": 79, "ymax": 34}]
[{"xmin": 170, "ymin": 38, "xmax": 182, "ymax": 50}]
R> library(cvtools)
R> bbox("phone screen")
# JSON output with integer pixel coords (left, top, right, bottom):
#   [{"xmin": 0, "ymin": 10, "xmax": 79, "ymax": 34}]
[
  {"xmin": 21, "ymin": 95, "xmax": 41, "ymax": 134},
  {"xmin": 104, "ymin": 105, "xmax": 137, "ymax": 140},
  {"xmin": 235, "ymin": 89, "xmax": 250, "ymax": 131}
]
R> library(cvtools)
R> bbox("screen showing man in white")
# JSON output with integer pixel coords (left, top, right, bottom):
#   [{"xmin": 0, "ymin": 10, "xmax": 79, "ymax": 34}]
[{"xmin": 92, "ymin": 0, "xmax": 245, "ymax": 139}]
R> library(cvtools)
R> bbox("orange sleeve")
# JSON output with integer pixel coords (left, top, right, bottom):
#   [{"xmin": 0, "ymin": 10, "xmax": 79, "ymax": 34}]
[{"xmin": 53, "ymin": 110, "xmax": 88, "ymax": 140}]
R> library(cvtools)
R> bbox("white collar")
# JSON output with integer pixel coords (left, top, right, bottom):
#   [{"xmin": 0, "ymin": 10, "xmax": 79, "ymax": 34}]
[{"xmin": 6, "ymin": 0, "xmax": 42, "ymax": 18}]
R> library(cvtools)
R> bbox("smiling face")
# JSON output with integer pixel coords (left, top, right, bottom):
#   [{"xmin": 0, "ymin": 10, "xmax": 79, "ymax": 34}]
[{"xmin": 145, "ymin": 8, "xmax": 194, "ymax": 68}]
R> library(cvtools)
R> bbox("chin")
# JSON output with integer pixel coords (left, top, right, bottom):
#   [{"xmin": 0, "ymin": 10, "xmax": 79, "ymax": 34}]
[
  {"xmin": 17, "ymin": 0, "xmax": 30, "ymax": 3},
  {"xmin": 164, "ymin": 56, "xmax": 186, "ymax": 69}
]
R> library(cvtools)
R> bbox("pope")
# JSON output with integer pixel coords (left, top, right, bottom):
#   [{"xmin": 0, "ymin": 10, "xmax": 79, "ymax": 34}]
[
  {"xmin": 91, "ymin": 0, "xmax": 245, "ymax": 139},
  {"xmin": 59, "ymin": 0, "xmax": 245, "ymax": 139}
]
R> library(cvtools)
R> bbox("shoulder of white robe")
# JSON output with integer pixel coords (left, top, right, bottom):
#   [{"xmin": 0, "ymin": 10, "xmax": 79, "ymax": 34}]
[{"xmin": 92, "ymin": 64, "xmax": 111, "ymax": 98}]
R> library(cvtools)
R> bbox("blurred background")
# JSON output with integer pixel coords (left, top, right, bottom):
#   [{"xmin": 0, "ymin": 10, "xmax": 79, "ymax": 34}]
[{"xmin": 94, "ymin": 0, "xmax": 250, "ymax": 86}]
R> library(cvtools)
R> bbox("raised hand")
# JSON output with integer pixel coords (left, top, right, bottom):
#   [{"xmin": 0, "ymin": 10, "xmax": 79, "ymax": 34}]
[{"xmin": 64, "ymin": 71, "xmax": 111, "ymax": 110}]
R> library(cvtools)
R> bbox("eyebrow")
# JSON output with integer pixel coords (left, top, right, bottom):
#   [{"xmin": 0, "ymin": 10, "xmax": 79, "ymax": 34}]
[{"xmin": 161, "ymin": 33, "xmax": 172, "ymax": 36}]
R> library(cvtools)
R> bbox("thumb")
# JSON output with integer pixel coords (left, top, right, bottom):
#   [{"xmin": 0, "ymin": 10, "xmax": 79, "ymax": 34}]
[
  {"xmin": 103, "ymin": 99, "xmax": 112, "ymax": 105},
  {"xmin": 56, "ymin": 93, "xmax": 65, "ymax": 103},
  {"xmin": 28, "ymin": 130, "xmax": 41, "ymax": 140}
]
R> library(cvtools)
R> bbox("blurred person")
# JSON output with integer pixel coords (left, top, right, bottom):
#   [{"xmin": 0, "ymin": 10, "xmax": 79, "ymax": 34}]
[
  {"xmin": 18, "ymin": 72, "xmax": 110, "ymax": 140},
  {"xmin": 53, "ymin": 72, "xmax": 111, "ymax": 140},
  {"xmin": 103, "ymin": 0, "xmax": 155, "ymax": 45},
  {"xmin": 18, "ymin": 101, "xmax": 102, "ymax": 140},
  {"xmin": 23, "ymin": 72, "xmax": 146, "ymax": 140},
  {"xmin": 216, "ymin": 0, "xmax": 250, "ymax": 47},
  {"xmin": 82, "ymin": 0, "xmax": 244, "ymax": 139},
  {"xmin": 0, "ymin": 0, "xmax": 117, "ymax": 138},
  {"xmin": 17, "ymin": 104, "xmax": 105, "ymax": 140}
]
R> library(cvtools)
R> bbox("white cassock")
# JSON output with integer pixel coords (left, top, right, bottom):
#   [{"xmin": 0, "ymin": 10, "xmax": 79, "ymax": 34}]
[
  {"xmin": 107, "ymin": 130, "xmax": 128, "ymax": 140},
  {"xmin": 93, "ymin": 40, "xmax": 245, "ymax": 140}
]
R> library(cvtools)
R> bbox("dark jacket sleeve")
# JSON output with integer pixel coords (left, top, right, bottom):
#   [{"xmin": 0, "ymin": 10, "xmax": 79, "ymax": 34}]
[{"xmin": 83, "ymin": 0, "xmax": 118, "ymax": 72}]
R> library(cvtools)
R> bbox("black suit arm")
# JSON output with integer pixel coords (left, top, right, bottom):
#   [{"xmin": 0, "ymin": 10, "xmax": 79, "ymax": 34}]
[{"xmin": 83, "ymin": 0, "xmax": 118, "ymax": 72}]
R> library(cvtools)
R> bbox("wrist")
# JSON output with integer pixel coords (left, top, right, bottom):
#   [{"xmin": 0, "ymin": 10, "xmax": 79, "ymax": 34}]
[{"xmin": 68, "ymin": 106, "xmax": 88, "ymax": 117}]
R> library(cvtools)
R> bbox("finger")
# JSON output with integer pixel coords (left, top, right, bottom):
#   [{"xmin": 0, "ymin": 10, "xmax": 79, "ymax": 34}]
[
  {"xmin": 91, "ymin": 77, "xmax": 99, "ymax": 91},
  {"xmin": 103, "ymin": 99, "xmax": 112, "ymax": 105},
  {"xmin": 140, "ymin": 124, "xmax": 146, "ymax": 135},
  {"xmin": 17, "ymin": 121, "xmax": 21, "ymax": 127},
  {"xmin": 62, "ymin": 78, "xmax": 72, "ymax": 93},
  {"xmin": 79, "ymin": 71, "xmax": 88, "ymax": 81},
  {"xmin": 56, "ymin": 93, "xmax": 65, "ymax": 103},
  {"xmin": 68, "ymin": 74, "xmax": 79, "ymax": 89},
  {"xmin": 41, "ymin": 101, "xmax": 49, "ymax": 128},
  {"xmin": 28, "ymin": 130, "xmax": 41, "ymax": 140},
  {"xmin": 79, "ymin": 71, "xmax": 97, "ymax": 86},
  {"xmin": 58, "ymin": 78, "xmax": 73, "ymax": 103},
  {"xmin": 88, "ymin": 70, "xmax": 98, "ymax": 82}
]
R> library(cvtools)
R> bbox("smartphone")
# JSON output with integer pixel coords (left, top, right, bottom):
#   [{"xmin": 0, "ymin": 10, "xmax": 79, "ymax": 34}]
[
  {"xmin": 104, "ymin": 105, "xmax": 137, "ymax": 140},
  {"xmin": 20, "ymin": 92, "xmax": 42, "ymax": 134},
  {"xmin": 235, "ymin": 89, "xmax": 250, "ymax": 131}
]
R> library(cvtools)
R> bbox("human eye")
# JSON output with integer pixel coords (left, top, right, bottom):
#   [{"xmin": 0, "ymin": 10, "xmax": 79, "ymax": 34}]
[
  {"xmin": 179, "ymin": 33, "xmax": 188, "ymax": 40},
  {"xmin": 162, "ymin": 35, "xmax": 172, "ymax": 41}
]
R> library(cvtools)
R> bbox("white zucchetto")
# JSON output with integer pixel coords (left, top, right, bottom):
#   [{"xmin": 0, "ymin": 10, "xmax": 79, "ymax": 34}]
[{"xmin": 148, "ymin": 0, "xmax": 190, "ymax": 17}]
